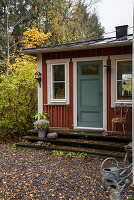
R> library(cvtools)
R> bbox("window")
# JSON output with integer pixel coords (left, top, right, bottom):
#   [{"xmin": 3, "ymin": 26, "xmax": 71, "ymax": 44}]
[
  {"xmin": 117, "ymin": 60, "xmax": 132, "ymax": 101},
  {"xmin": 47, "ymin": 59, "xmax": 69, "ymax": 104},
  {"xmin": 51, "ymin": 64, "xmax": 65, "ymax": 100}
]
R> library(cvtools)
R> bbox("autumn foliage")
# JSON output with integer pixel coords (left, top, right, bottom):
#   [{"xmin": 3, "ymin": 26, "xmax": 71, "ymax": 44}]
[
  {"xmin": 0, "ymin": 54, "xmax": 37, "ymax": 139},
  {"xmin": 22, "ymin": 26, "xmax": 51, "ymax": 48},
  {"xmin": 0, "ymin": 25, "xmax": 53, "ymax": 140}
]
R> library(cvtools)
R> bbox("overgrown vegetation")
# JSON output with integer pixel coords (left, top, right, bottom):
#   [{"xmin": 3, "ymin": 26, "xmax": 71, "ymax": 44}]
[
  {"xmin": 52, "ymin": 150, "xmax": 88, "ymax": 159},
  {"xmin": 22, "ymin": 26, "xmax": 51, "ymax": 48},
  {"xmin": 0, "ymin": 24, "xmax": 52, "ymax": 141},
  {"xmin": 0, "ymin": 54, "xmax": 37, "ymax": 140}
]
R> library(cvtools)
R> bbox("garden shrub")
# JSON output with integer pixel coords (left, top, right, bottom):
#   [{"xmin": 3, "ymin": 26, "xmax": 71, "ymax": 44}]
[{"xmin": 0, "ymin": 54, "xmax": 37, "ymax": 140}]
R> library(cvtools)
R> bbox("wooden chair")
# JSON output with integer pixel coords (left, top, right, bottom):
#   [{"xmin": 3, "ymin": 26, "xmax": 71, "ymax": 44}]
[{"xmin": 112, "ymin": 104, "xmax": 128, "ymax": 134}]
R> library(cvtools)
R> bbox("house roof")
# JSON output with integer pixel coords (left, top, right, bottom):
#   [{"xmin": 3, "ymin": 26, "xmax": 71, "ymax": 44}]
[{"xmin": 22, "ymin": 34, "xmax": 133, "ymax": 55}]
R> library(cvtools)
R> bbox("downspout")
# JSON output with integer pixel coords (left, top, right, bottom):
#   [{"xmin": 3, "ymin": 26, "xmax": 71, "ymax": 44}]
[
  {"xmin": 107, "ymin": 56, "xmax": 111, "ymax": 131},
  {"xmin": 131, "ymin": 11, "xmax": 134, "ymax": 187}
]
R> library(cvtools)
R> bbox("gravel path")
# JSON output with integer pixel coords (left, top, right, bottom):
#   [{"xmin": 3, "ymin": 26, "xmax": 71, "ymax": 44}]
[{"xmin": 0, "ymin": 144, "xmax": 133, "ymax": 200}]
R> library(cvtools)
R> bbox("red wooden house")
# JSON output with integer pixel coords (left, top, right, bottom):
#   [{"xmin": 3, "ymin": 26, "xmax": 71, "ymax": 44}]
[{"xmin": 24, "ymin": 25, "xmax": 132, "ymax": 132}]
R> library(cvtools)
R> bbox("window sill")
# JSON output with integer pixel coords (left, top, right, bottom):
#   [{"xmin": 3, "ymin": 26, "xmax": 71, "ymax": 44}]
[
  {"xmin": 115, "ymin": 101, "xmax": 132, "ymax": 105},
  {"xmin": 48, "ymin": 99, "xmax": 68, "ymax": 105},
  {"xmin": 50, "ymin": 99, "xmax": 66, "ymax": 103}
]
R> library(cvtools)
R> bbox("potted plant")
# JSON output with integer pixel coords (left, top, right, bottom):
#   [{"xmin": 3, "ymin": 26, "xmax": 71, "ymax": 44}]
[
  {"xmin": 34, "ymin": 112, "xmax": 49, "ymax": 138},
  {"xmin": 34, "ymin": 112, "xmax": 48, "ymax": 120}
]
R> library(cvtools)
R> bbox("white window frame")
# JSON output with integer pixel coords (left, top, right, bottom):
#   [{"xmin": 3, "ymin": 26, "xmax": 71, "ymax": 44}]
[
  {"xmin": 116, "ymin": 59, "xmax": 132, "ymax": 102},
  {"xmin": 47, "ymin": 59, "xmax": 70, "ymax": 104},
  {"xmin": 111, "ymin": 54, "xmax": 132, "ymax": 107},
  {"xmin": 51, "ymin": 63, "xmax": 66, "ymax": 102}
]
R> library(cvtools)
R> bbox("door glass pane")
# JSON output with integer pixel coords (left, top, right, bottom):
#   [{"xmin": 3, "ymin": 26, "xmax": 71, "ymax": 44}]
[
  {"xmin": 81, "ymin": 65, "xmax": 99, "ymax": 75},
  {"xmin": 53, "ymin": 65, "xmax": 65, "ymax": 81},
  {"xmin": 53, "ymin": 82, "xmax": 65, "ymax": 99}
]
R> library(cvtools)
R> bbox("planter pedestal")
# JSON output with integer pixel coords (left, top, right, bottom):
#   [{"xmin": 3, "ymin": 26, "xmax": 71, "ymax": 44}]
[{"xmin": 38, "ymin": 130, "xmax": 46, "ymax": 138}]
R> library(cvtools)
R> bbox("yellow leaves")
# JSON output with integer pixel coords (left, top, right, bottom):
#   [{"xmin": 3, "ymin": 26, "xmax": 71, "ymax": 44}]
[
  {"xmin": 4, "ymin": 54, "xmax": 37, "ymax": 78},
  {"xmin": 22, "ymin": 26, "xmax": 51, "ymax": 48},
  {"xmin": 0, "ymin": 52, "xmax": 37, "ymax": 135},
  {"xmin": 30, "ymin": 194, "xmax": 34, "ymax": 198}
]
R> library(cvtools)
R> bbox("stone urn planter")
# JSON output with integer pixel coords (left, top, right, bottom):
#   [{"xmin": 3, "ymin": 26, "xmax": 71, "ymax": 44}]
[
  {"xmin": 33, "ymin": 119, "xmax": 49, "ymax": 138},
  {"xmin": 38, "ymin": 130, "xmax": 46, "ymax": 138}
]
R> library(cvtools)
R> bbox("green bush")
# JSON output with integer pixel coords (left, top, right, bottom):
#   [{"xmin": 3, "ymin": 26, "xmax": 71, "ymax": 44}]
[{"xmin": 0, "ymin": 55, "xmax": 37, "ymax": 139}]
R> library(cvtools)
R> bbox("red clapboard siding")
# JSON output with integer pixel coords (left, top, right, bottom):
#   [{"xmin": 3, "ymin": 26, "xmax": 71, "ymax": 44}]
[
  {"xmin": 43, "ymin": 45, "xmax": 132, "ymax": 60},
  {"xmin": 42, "ymin": 45, "xmax": 132, "ymax": 130}
]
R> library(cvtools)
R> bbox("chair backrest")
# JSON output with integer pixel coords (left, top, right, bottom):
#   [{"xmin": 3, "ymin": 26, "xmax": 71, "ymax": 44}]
[
  {"xmin": 122, "ymin": 105, "xmax": 128, "ymax": 119},
  {"xmin": 114, "ymin": 104, "xmax": 128, "ymax": 119}
]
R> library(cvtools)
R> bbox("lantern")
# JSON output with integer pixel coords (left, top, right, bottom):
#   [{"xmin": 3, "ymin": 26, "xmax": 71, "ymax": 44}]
[{"xmin": 34, "ymin": 71, "xmax": 42, "ymax": 87}]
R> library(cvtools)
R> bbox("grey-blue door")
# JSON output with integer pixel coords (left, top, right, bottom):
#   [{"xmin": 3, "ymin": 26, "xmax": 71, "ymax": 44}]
[{"xmin": 77, "ymin": 60, "xmax": 103, "ymax": 128}]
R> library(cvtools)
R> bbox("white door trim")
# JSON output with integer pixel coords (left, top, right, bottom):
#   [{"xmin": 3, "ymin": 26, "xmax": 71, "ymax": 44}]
[{"xmin": 72, "ymin": 56, "xmax": 107, "ymax": 130}]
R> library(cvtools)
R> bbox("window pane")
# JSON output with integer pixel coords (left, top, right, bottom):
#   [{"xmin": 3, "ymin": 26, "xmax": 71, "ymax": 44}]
[
  {"xmin": 117, "ymin": 60, "xmax": 132, "ymax": 100},
  {"xmin": 53, "ymin": 65, "xmax": 65, "ymax": 81},
  {"xmin": 117, "ymin": 81, "xmax": 132, "ymax": 100},
  {"xmin": 117, "ymin": 61, "xmax": 132, "ymax": 80},
  {"xmin": 117, "ymin": 81, "xmax": 122, "ymax": 100},
  {"xmin": 81, "ymin": 65, "xmax": 99, "ymax": 75},
  {"xmin": 53, "ymin": 83, "xmax": 65, "ymax": 99}
]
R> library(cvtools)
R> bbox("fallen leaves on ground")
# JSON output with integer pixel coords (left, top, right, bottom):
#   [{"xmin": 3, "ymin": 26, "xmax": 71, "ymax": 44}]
[{"xmin": 0, "ymin": 144, "xmax": 133, "ymax": 199}]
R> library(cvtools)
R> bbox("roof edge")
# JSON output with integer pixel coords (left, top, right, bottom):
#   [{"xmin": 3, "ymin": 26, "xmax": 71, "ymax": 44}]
[{"xmin": 22, "ymin": 35, "xmax": 133, "ymax": 55}]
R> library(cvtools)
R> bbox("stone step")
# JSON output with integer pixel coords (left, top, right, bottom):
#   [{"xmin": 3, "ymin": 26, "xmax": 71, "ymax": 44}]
[
  {"xmin": 57, "ymin": 132, "xmax": 131, "ymax": 143},
  {"xmin": 16, "ymin": 143, "xmax": 125, "ymax": 159},
  {"xmin": 27, "ymin": 130, "xmax": 131, "ymax": 143},
  {"xmin": 22, "ymin": 136, "xmax": 127, "ymax": 152}
]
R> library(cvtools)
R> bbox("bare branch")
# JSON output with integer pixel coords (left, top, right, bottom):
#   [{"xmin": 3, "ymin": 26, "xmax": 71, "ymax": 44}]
[{"xmin": 11, "ymin": 10, "xmax": 33, "ymax": 29}]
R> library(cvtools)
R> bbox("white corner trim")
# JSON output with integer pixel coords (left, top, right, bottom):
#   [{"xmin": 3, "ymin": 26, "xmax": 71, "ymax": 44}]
[
  {"xmin": 37, "ymin": 53, "xmax": 43, "ymax": 114},
  {"xmin": 111, "ymin": 54, "xmax": 132, "ymax": 108},
  {"xmin": 73, "ymin": 56, "xmax": 107, "ymax": 130}
]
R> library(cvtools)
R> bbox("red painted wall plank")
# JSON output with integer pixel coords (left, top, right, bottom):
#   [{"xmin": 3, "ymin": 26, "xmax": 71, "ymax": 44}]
[{"xmin": 43, "ymin": 45, "xmax": 132, "ymax": 60}]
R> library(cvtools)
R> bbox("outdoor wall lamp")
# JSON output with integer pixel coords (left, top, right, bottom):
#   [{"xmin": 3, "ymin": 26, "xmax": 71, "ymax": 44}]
[{"xmin": 34, "ymin": 71, "xmax": 42, "ymax": 87}]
